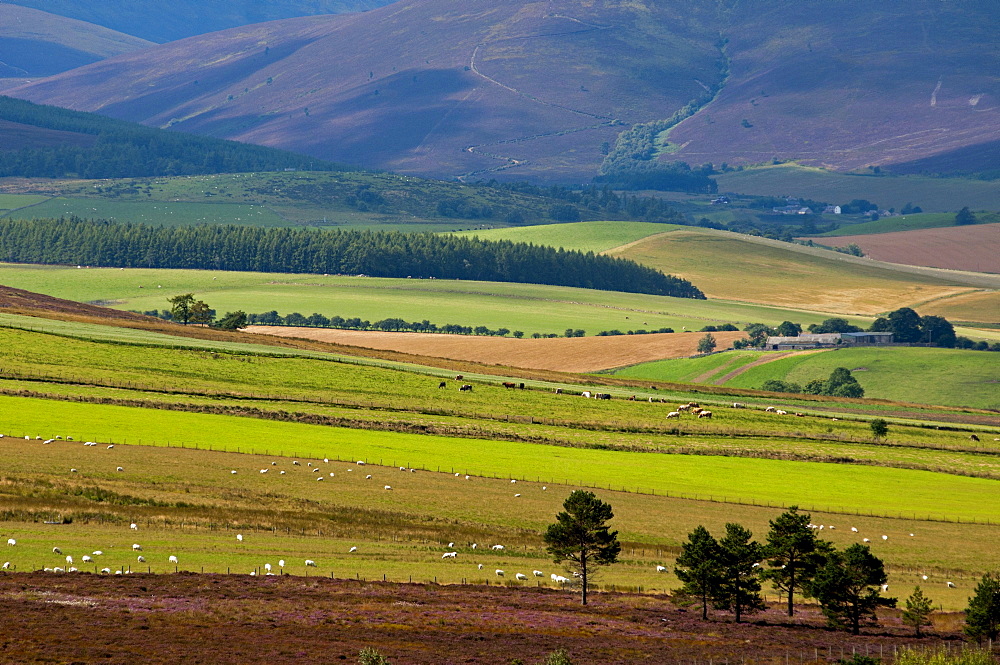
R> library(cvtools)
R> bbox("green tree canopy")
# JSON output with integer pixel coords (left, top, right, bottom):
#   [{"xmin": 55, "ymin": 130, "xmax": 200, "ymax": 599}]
[
  {"xmin": 697, "ymin": 333, "xmax": 717, "ymax": 354},
  {"xmin": 167, "ymin": 293, "xmax": 196, "ymax": 325},
  {"xmin": 955, "ymin": 206, "xmax": 977, "ymax": 226},
  {"xmin": 714, "ymin": 522, "xmax": 765, "ymax": 622},
  {"xmin": 964, "ymin": 572, "xmax": 1000, "ymax": 644},
  {"xmin": 214, "ymin": 310, "xmax": 248, "ymax": 331},
  {"xmin": 675, "ymin": 525, "xmax": 722, "ymax": 620},
  {"xmin": 776, "ymin": 321, "xmax": 802, "ymax": 337},
  {"xmin": 543, "ymin": 490, "xmax": 621, "ymax": 605},
  {"xmin": 887, "ymin": 307, "xmax": 923, "ymax": 343},
  {"xmin": 919, "ymin": 315, "xmax": 956, "ymax": 348},
  {"xmin": 902, "ymin": 586, "xmax": 934, "ymax": 637},
  {"xmin": 870, "ymin": 419, "xmax": 889, "ymax": 441},
  {"xmin": 809, "ymin": 544, "xmax": 896, "ymax": 634},
  {"xmin": 809, "ymin": 318, "xmax": 863, "ymax": 334},
  {"xmin": 762, "ymin": 507, "xmax": 832, "ymax": 617}
]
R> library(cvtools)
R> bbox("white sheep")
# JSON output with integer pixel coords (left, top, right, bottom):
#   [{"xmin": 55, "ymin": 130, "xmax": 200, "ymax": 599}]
[
  {"xmin": 237, "ymin": 534, "xmax": 243, "ymax": 542},
  {"xmin": 137, "ymin": 555, "xmax": 146, "ymax": 563},
  {"xmin": 293, "ymin": 461, "xmax": 300, "ymax": 466},
  {"xmin": 65, "ymin": 555, "xmax": 73, "ymax": 565},
  {"xmin": 510, "ymin": 479, "xmax": 516, "ymax": 484},
  {"xmin": 316, "ymin": 476, "xmax": 324, "ymax": 481},
  {"xmin": 70, "ymin": 469, "xmax": 77, "ymax": 473},
  {"xmin": 882, "ymin": 535, "xmax": 888, "ymax": 540},
  {"xmin": 491, "ymin": 545, "xmax": 504, "ymax": 551},
  {"xmin": 1, "ymin": 562, "xmax": 8, "ymax": 570},
  {"xmin": 666, "ymin": 411, "xmax": 680, "ymax": 419},
  {"xmin": 92, "ymin": 551, "xmax": 103, "ymax": 556},
  {"xmin": 168, "ymin": 555, "xmax": 178, "ymax": 564},
  {"xmin": 922, "ymin": 575, "xmax": 928, "ymax": 581},
  {"xmin": 514, "ymin": 493, "xmax": 521, "ymax": 497},
  {"xmin": 533, "ymin": 570, "xmax": 544, "ymax": 577},
  {"xmin": 130, "ymin": 523, "xmax": 138, "ymax": 530},
  {"xmin": 264, "ymin": 563, "xmax": 271, "ymax": 572},
  {"xmin": 863, "ymin": 538, "xmax": 870, "ymax": 543},
  {"xmin": 324, "ymin": 458, "xmax": 329, "ymax": 463},
  {"xmin": 442, "ymin": 552, "xmax": 457, "ymax": 559},
  {"xmin": 515, "ymin": 573, "xmax": 528, "ymax": 581},
  {"xmin": 656, "ymin": 565, "xmax": 667, "ymax": 572},
  {"xmin": 107, "ymin": 445, "xmax": 114, "ymax": 449},
  {"xmin": 53, "ymin": 547, "xmax": 62, "ymax": 554},
  {"xmin": 947, "ymin": 581, "xmax": 956, "ymax": 588},
  {"xmin": 495, "ymin": 569, "xmax": 505, "ymax": 577},
  {"xmin": 356, "ymin": 461, "xmax": 365, "ymax": 466},
  {"xmin": 82, "ymin": 555, "xmax": 92, "ymax": 563},
  {"xmin": 384, "ymin": 485, "xmax": 392, "ymax": 490},
  {"xmin": 881, "ymin": 584, "xmax": 889, "ymax": 592},
  {"xmin": 132, "ymin": 544, "xmax": 142, "ymax": 551},
  {"xmin": 116, "ymin": 466, "xmax": 124, "ymax": 472},
  {"xmin": 231, "ymin": 470, "xmax": 237, "ymax": 474},
  {"xmin": 279, "ymin": 560, "xmax": 285, "ymax": 568},
  {"xmin": 305, "ymin": 559, "xmax": 317, "ymax": 567},
  {"xmin": 100, "ymin": 568, "xmax": 111, "ymax": 574},
  {"xmin": 6, "ymin": 539, "xmax": 15, "ymax": 546},
  {"xmin": 851, "ymin": 527, "xmax": 858, "ymax": 532},
  {"xmin": 349, "ymin": 546, "xmax": 357, "ymax": 553},
  {"xmin": 365, "ymin": 474, "xmax": 372, "ymax": 479}
]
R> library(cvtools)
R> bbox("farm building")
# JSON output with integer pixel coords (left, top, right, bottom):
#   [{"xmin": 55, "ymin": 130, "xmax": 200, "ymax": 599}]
[{"xmin": 766, "ymin": 332, "xmax": 894, "ymax": 350}]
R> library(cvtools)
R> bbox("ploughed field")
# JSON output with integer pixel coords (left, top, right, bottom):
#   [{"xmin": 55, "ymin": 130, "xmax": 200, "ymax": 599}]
[{"xmin": 821, "ymin": 224, "xmax": 1000, "ymax": 275}]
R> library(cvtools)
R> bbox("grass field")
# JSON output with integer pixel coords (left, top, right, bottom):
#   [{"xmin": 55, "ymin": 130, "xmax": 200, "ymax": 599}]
[
  {"xmin": 610, "ymin": 350, "xmax": 769, "ymax": 384},
  {"xmin": 0, "ymin": 263, "xmax": 873, "ymax": 335},
  {"xmin": 453, "ymin": 221, "xmax": 683, "ymax": 253},
  {"xmin": 0, "ymin": 193, "xmax": 49, "ymax": 211},
  {"xmin": 713, "ymin": 165, "xmax": 1000, "ymax": 213},
  {"xmin": 1, "ymin": 197, "xmax": 289, "ymax": 227},
  {"xmin": 920, "ymin": 291, "xmax": 1000, "ymax": 327},
  {"xmin": 716, "ymin": 347, "xmax": 1000, "ymax": 410},
  {"xmin": 813, "ymin": 213, "xmax": 966, "ymax": 237}
]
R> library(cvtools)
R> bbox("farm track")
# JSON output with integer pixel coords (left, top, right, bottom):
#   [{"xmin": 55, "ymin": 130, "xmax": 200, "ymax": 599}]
[{"xmin": 711, "ymin": 350, "xmax": 826, "ymax": 385}]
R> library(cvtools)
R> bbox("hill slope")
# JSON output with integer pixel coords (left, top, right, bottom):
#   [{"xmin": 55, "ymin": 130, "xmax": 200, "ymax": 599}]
[
  {"xmin": 0, "ymin": 4, "xmax": 151, "ymax": 83},
  {"xmin": 8, "ymin": 0, "xmax": 1000, "ymax": 181},
  {"xmin": 5, "ymin": 0, "xmax": 397, "ymax": 44},
  {"xmin": 5, "ymin": 0, "xmax": 725, "ymax": 181}
]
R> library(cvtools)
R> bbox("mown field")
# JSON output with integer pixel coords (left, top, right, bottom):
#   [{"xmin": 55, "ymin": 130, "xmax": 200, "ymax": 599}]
[
  {"xmin": 920, "ymin": 291, "xmax": 1000, "ymax": 328},
  {"xmin": 713, "ymin": 165, "xmax": 1000, "ymax": 212}
]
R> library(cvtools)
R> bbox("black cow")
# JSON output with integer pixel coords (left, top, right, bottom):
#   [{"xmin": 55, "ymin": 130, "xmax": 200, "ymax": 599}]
[
  {"xmin": 438, "ymin": 381, "xmax": 447, "ymax": 389},
  {"xmin": 460, "ymin": 384, "xmax": 473, "ymax": 392}
]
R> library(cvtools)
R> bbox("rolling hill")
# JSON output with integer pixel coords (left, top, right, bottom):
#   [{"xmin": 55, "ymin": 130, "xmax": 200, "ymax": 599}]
[
  {"xmin": 5, "ymin": 0, "xmax": 397, "ymax": 43},
  {"xmin": 0, "ymin": 4, "xmax": 151, "ymax": 84},
  {"xmin": 7, "ymin": 0, "xmax": 1000, "ymax": 182}
]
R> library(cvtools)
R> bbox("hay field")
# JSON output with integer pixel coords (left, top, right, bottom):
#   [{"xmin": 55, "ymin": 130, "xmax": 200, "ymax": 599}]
[
  {"xmin": 823, "ymin": 223, "xmax": 1000, "ymax": 274},
  {"xmin": 606, "ymin": 228, "xmax": 976, "ymax": 314},
  {"xmin": 247, "ymin": 327, "xmax": 746, "ymax": 372},
  {"xmin": 920, "ymin": 291, "xmax": 1000, "ymax": 326}
]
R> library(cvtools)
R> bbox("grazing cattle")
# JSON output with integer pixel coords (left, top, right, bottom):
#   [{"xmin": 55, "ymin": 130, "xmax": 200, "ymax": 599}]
[
  {"xmin": 502, "ymin": 382, "xmax": 516, "ymax": 389},
  {"xmin": 581, "ymin": 391, "xmax": 591, "ymax": 398},
  {"xmin": 677, "ymin": 404, "xmax": 691, "ymax": 412},
  {"xmin": 518, "ymin": 383, "xmax": 525, "ymax": 389},
  {"xmin": 554, "ymin": 388, "xmax": 563, "ymax": 394},
  {"xmin": 597, "ymin": 393, "xmax": 611, "ymax": 400},
  {"xmin": 460, "ymin": 384, "xmax": 473, "ymax": 392},
  {"xmin": 438, "ymin": 381, "xmax": 447, "ymax": 389},
  {"xmin": 775, "ymin": 409, "xmax": 788, "ymax": 415},
  {"xmin": 666, "ymin": 411, "xmax": 680, "ymax": 419},
  {"xmin": 970, "ymin": 434, "xmax": 980, "ymax": 442},
  {"xmin": 733, "ymin": 402, "xmax": 745, "ymax": 409},
  {"xmin": 455, "ymin": 375, "xmax": 464, "ymax": 381},
  {"xmin": 698, "ymin": 411, "xmax": 712, "ymax": 419}
]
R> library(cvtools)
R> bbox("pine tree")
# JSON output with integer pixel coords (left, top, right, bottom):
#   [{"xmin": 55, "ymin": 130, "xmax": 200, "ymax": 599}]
[
  {"xmin": 714, "ymin": 523, "xmax": 765, "ymax": 622},
  {"xmin": 902, "ymin": 586, "xmax": 933, "ymax": 637},
  {"xmin": 964, "ymin": 572, "xmax": 1000, "ymax": 644},
  {"xmin": 675, "ymin": 525, "xmax": 722, "ymax": 620},
  {"xmin": 762, "ymin": 506, "xmax": 831, "ymax": 616},
  {"xmin": 810, "ymin": 544, "xmax": 896, "ymax": 634},
  {"xmin": 543, "ymin": 491, "xmax": 621, "ymax": 606}
]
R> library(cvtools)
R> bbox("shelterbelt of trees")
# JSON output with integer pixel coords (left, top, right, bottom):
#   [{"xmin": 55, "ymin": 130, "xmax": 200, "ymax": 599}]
[{"xmin": 0, "ymin": 217, "xmax": 705, "ymax": 298}]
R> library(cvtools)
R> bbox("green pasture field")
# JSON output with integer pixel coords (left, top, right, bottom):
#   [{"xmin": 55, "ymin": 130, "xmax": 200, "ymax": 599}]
[
  {"xmin": 713, "ymin": 165, "xmax": 1000, "ymax": 213},
  {"xmin": 2, "ymin": 439, "xmax": 995, "ymax": 608},
  {"xmin": 1, "ymin": 197, "xmax": 287, "ymax": 227},
  {"xmin": 610, "ymin": 350, "xmax": 768, "ymax": 384},
  {"xmin": 1, "ymin": 394, "xmax": 998, "ymax": 524},
  {"xmin": 0, "ymin": 263, "xmax": 870, "ymax": 334},
  {"xmin": 718, "ymin": 347, "xmax": 1000, "ymax": 410},
  {"xmin": 0, "ymin": 194, "xmax": 50, "ymax": 211}
]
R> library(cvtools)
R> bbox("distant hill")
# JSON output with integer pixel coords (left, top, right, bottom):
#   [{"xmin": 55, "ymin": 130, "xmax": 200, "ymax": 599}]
[
  {"xmin": 4, "ymin": 0, "xmax": 397, "ymax": 43},
  {"xmin": 0, "ymin": 95, "xmax": 345, "ymax": 178},
  {"xmin": 7, "ymin": 0, "xmax": 999, "ymax": 182},
  {"xmin": 0, "ymin": 4, "xmax": 151, "ymax": 83}
]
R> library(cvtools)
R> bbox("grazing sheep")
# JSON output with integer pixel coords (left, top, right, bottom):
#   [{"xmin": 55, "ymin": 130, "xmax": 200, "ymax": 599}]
[
  {"xmin": 65, "ymin": 556, "xmax": 73, "ymax": 565},
  {"xmin": 100, "ymin": 568, "xmax": 111, "ymax": 574},
  {"xmin": 442, "ymin": 552, "xmax": 457, "ymax": 559},
  {"xmin": 329, "ymin": 472, "xmax": 335, "ymax": 477},
  {"xmin": 882, "ymin": 535, "xmax": 888, "ymax": 540},
  {"xmin": 82, "ymin": 555, "xmax": 92, "ymax": 563},
  {"xmin": 365, "ymin": 474, "xmax": 372, "ymax": 479},
  {"xmin": 510, "ymin": 479, "xmax": 517, "ymax": 484},
  {"xmin": 116, "ymin": 467, "xmax": 124, "ymax": 472},
  {"xmin": 137, "ymin": 555, "xmax": 146, "ymax": 563},
  {"xmin": 697, "ymin": 410, "xmax": 713, "ymax": 419},
  {"xmin": 851, "ymin": 527, "xmax": 858, "ymax": 532},
  {"xmin": 53, "ymin": 547, "xmax": 62, "ymax": 554},
  {"xmin": 533, "ymin": 570, "xmax": 544, "ymax": 577},
  {"xmin": 92, "ymin": 551, "xmax": 103, "ymax": 556},
  {"xmin": 168, "ymin": 555, "xmax": 178, "ymax": 564},
  {"xmin": 515, "ymin": 573, "xmax": 528, "ymax": 581},
  {"xmin": 947, "ymin": 581, "xmax": 956, "ymax": 588},
  {"xmin": 132, "ymin": 544, "xmax": 142, "ymax": 551},
  {"xmin": 293, "ymin": 461, "xmax": 300, "ymax": 466},
  {"xmin": 356, "ymin": 461, "xmax": 366, "ymax": 466},
  {"xmin": 237, "ymin": 534, "xmax": 243, "ymax": 542},
  {"xmin": 130, "ymin": 523, "xmax": 138, "ymax": 530},
  {"xmin": 656, "ymin": 565, "xmax": 667, "ymax": 572},
  {"xmin": 514, "ymin": 493, "xmax": 521, "ymax": 497},
  {"xmin": 775, "ymin": 409, "xmax": 788, "ymax": 415},
  {"xmin": 666, "ymin": 412, "xmax": 680, "ymax": 419},
  {"xmin": 542, "ymin": 487, "xmax": 547, "ymax": 491},
  {"xmin": 384, "ymin": 485, "xmax": 392, "ymax": 490},
  {"xmin": 1, "ymin": 562, "xmax": 8, "ymax": 570},
  {"xmin": 316, "ymin": 476, "xmax": 324, "ymax": 481},
  {"xmin": 863, "ymin": 538, "xmax": 870, "ymax": 543},
  {"xmin": 231, "ymin": 470, "xmax": 237, "ymax": 475},
  {"xmin": 349, "ymin": 547, "xmax": 357, "ymax": 553},
  {"xmin": 305, "ymin": 560, "xmax": 316, "ymax": 567},
  {"xmin": 495, "ymin": 569, "xmax": 505, "ymax": 577},
  {"xmin": 970, "ymin": 434, "xmax": 980, "ymax": 442},
  {"xmin": 107, "ymin": 445, "xmax": 114, "ymax": 449},
  {"xmin": 70, "ymin": 469, "xmax": 77, "ymax": 473},
  {"xmin": 279, "ymin": 560, "xmax": 285, "ymax": 568},
  {"xmin": 922, "ymin": 575, "xmax": 928, "ymax": 581},
  {"xmin": 491, "ymin": 545, "xmax": 505, "ymax": 551},
  {"xmin": 6, "ymin": 539, "xmax": 15, "ymax": 546},
  {"xmin": 478, "ymin": 564, "xmax": 484, "ymax": 570},
  {"xmin": 264, "ymin": 563, "xmax": 271, "ymax": 572},
  {"xmin": 881, "ymin": 584, "xmax": 889, "ymax": 592}
]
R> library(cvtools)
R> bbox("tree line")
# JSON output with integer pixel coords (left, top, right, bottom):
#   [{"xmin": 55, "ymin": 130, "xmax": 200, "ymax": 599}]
[{"xmin": 0, "ymin": 217, "xmax": 704, "ymax": 298}]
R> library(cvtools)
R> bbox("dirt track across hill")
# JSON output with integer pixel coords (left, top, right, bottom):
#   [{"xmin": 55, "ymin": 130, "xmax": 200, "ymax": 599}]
[{"xmin": 246, "ymin": 328, "xmax": 746, "ymax": 372}]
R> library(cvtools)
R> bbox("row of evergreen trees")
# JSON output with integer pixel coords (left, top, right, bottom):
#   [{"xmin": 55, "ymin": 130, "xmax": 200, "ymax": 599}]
[
  {"xmin": 0, "ymin": 96, "xmax": 343, "ymax": 179},
  {"xmin": 0, "ymin": 217, "xmax": 705, "ymax": 298}
]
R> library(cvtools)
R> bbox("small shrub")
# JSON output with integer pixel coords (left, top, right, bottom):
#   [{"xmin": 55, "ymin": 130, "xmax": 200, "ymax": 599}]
[
  {"xmin": 543, "ymin": 649, "xmax": 573, "ymax": 665},
  {"xmin": 358, "ymin": 647, "xmax": 391, "ymax": 665}
]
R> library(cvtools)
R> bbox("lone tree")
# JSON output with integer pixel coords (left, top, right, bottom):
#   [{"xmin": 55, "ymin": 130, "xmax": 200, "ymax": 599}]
[
  {"xmin": 715, "ymin": 522, "xmax": 765, "ymax": 622},
  {"xmin": 543, "ymin": 490, "xmax": 621, "ymax": 605},
  {"xmin": 697, "ymin": 333, "xmax": 717, "ymax": 354},
  {"xmin": 902, "ymin": 586, "xmax": 934, "ymax": 637},
  {"xmin": 167, "ymin": 293, "xmax": 196, "ymax": 325},
  {"xmin": 215, "ymin": 310, "xmax": 248, "ymax": 331},
  {"xmin": 870, "ymin": 419, "xmax": 889, "ymax": 442},
  {"xmin": 675, "ymin": 525, "xmax": 722, "ymax": 620},
  {"xmin": 762, "ymin": 506, "xmax": 831, "ymax": 617},
  {"xmin": 964, "ymin": 572, "xmax": 1000, "ymax": 644},
  {"xmin": 809, "ymin": 543, "xmax": 896, "ymax": 634},
  {"xmin": 955, "ymin": 206, "xmax": 977, "ymax": 226}
]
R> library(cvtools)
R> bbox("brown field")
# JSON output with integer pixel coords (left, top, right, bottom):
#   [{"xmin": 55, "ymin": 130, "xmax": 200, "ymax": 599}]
[
  {"xmin": 0, "ymin": 573, "xmax": 966, "ymax": 665},
  {"xmin": 245, "ymin": 328, "xmax": 746, "ymax": 372},
  {"xmin": 827, "ymin": 224, "xmax": 1000, "ymax": 275},
  {"xmin": 920, "ymin": 290, "xmax": 1000, "ymax": 326}
]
